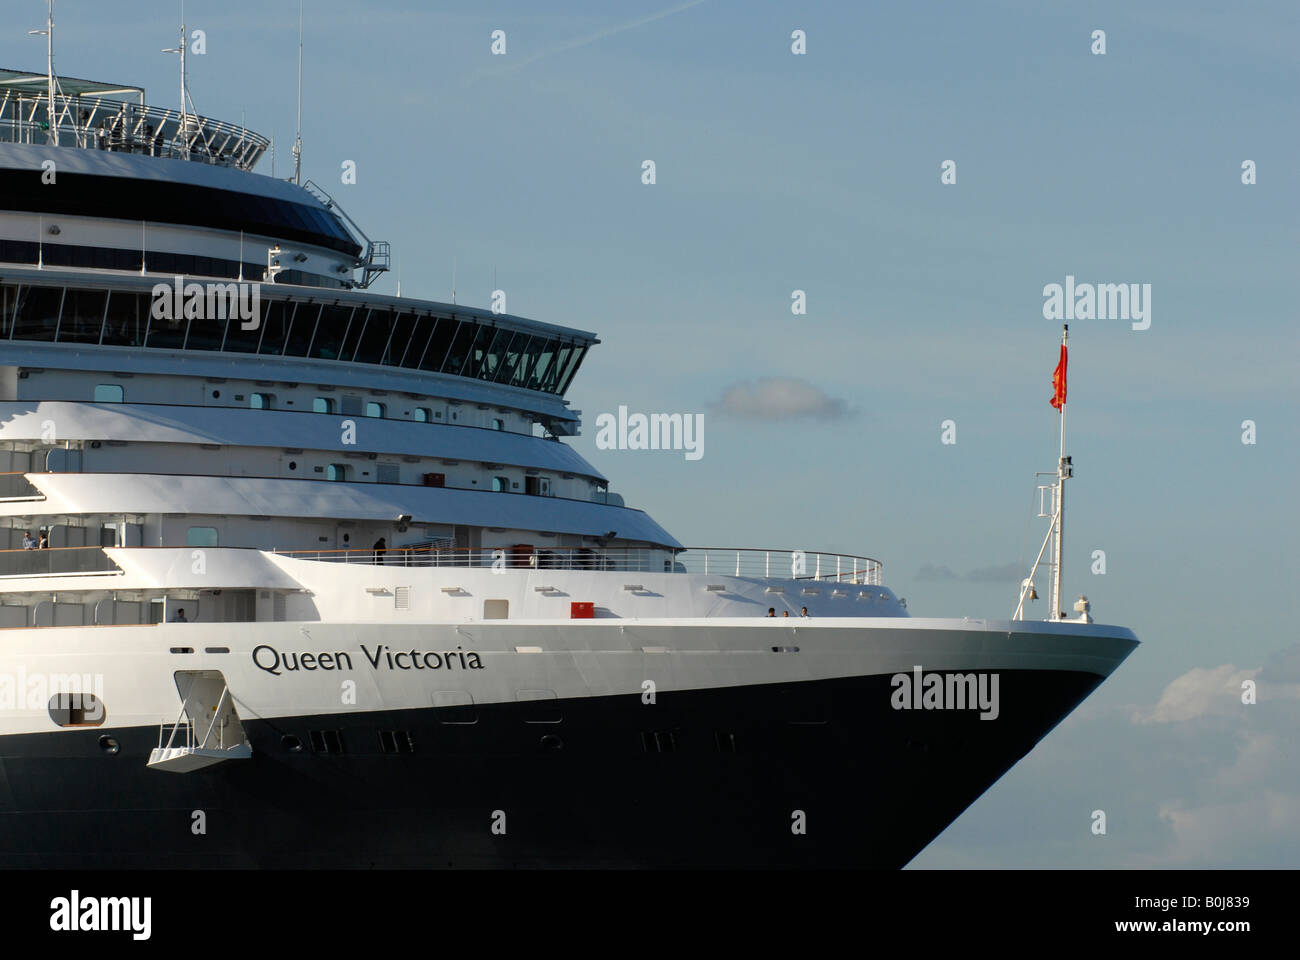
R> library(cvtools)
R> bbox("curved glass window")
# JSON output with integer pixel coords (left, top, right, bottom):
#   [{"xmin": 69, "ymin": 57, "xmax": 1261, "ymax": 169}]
[
  {"xmin": 12, "ymin": 285, "xmax": 63, "ymax": 341},
  {"xmin": 257, "ymin": 300, "xmax": 291, "ymax": 355},
  {"xmin": 93, "ymin": 384, "xmax": 123, "ymax": 403},
  {"xmin": 386, "ymin": 312, "xmax": 416, "ymax": 366},
  {"xmin": 413, "ymin": 407, "xmax": 429, "ymax": 422},
  {"xmin": 223, "ymin": 298, "xmax": 265, "ymax": 353},
  {"xmin": 366, "ymin": 401, "xmax": 386, "ymax": 418},
  {"xmin": 58, "ymin": 288, "xmax": 106, "ymax": 343},
  {"xmin": 0, "ymin": 281, "xmax": 589, "ymax": 397},
  {"xmin": 312, "ymin": 397, "xmax": 334, "ymax": 414},
  {"xmin": 250, "ymin": 393, "xmax": 271, "ymax": 409},
  {"xmin": 284, "ymin": 303, "xmax": 319, "ymax": 356},
  {"xmin": 402, "ymin": 316, "xmax": 435, "ymax": 368},
  {"xmin": 311, "ymin": 305, "xmax": 353, "ymax": 360},
  {"xmin": 420, "ymin": 317, "xmax": 458, "ymax": 371},
  {"xmin": 355, "ymin": 309, "xmax": 395, "ymax": 365},
  {"xmin": 101, "ymin": 291, "xmax": 148, "ymax": 346}
]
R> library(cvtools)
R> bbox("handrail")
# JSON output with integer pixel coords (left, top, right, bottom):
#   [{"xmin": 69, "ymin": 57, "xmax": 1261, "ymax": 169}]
[
  {"xmin": 0, "ymin": 91, "xmax": 270, "ymax": 171},
  {"xmin": 271, "ymin": 545, "xmax": 884, "ymax": 585}
]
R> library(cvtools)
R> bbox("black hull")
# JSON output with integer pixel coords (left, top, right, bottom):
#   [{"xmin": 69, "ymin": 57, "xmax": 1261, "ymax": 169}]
[{"xmin": 0, "ymin": 670, "xmax": 1105, "ymax": 868}]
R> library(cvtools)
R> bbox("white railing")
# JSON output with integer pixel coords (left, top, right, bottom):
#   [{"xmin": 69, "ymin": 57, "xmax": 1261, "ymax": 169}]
[
  {"xmin": 0, "ymin": 91, "xmax": 270, "ymax": 170},
  {"xmin": 273, "ymin": 546, "xmax": 883, "ymax": 585}
]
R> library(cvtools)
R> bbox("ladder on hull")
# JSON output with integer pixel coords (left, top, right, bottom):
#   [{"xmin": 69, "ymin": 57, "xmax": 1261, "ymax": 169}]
[{"xmin": 148, "ymin": 671, "xmax": 252, "ymax": 773}]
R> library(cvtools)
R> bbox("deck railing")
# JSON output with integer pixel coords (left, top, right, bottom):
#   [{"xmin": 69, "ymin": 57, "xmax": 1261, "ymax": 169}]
[{"xmin": 273, "ymin": 546, "xmax": 883, "ymax": 585}]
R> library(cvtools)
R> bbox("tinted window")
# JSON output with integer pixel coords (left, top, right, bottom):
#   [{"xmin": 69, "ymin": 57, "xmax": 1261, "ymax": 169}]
[
  {"xmin": 311, "ymin": 305, "xmax": 353, "ymax": 359},
  {"xmin": 223, "ymin": 297, "xmax": 266, "ymax": 353},
  {"xmin": 355, "ymin": 309, "xmax": 395, "ymax": 364},
  {"xmin": 385, "ymin": 312, "xmax": 416, "ymax": 366},
  {"xmin": 12, "ymin": 285, "xmax": 63, "ymax": 341},
  {"xmin": 401, "ymin": 316, "xmax": 435, "ymax": 368},
  {"xmin": 257, "ymin": 300, "xmax": 292, "ymax": 355},
  {"xmin": 101, "ymin": 291, "xmax": 148, "ymax": 346},
  {"xmin": 93, "ymin": 384, "xmax": 123, "ymax": 403},
  {"xmin": 442, "ymin": 320, "xmax": 476, "ymax": 375},
  {"xmin": 58, "ymin": 288, "xmax": 106, "ymax": 343},
  {"xmin": 420, "ymin": 317, "xmax": 458, "ymax": 371},
  {"xmin": 284, "ymin": 302, "xmax": 319, "ymax": 356}
]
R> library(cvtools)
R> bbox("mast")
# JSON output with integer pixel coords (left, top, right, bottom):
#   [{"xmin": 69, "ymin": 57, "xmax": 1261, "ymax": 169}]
[
  {"xmin": 27, "ymin": 1, "xmax": 58, "ymax": 145},
  {"xmin": 45, "ymin": 0, "xmax": 56, "ymax": 146},
  {"xmin": 1050, "ymin": 323, "xmax": 1069, "ymax": 620},
  {"xmin": 293, "ymin": 0, "xmax": 303, "ymax": 185}
]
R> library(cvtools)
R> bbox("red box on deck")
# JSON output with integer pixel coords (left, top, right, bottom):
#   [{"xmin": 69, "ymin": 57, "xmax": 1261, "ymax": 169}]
[{"xmin": 570, "ymin": 602, "xmax": 595, "ymax": 619}]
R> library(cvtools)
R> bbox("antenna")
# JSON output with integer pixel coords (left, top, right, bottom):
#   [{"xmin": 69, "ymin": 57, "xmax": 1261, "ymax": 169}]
[
  {"xmin": 161, "ymin": 0, "xmax": 195, "ymax": 159},
  {"xmin": 451, "ymin": 257, "xmax": 457, "ymax": 305},
  {"xmin": 27, "ymin": 0, "xmax": 58, "ymax": 146},
  {"xmin": 293, "ymin": 0, "xmax": 304, "ymax": 185}
]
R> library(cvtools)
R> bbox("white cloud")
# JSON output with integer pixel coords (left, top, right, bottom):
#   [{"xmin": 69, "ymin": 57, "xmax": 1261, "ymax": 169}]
[{"xmin": 710, "ymin": 376, "xmax": 851, "ymax": 421}]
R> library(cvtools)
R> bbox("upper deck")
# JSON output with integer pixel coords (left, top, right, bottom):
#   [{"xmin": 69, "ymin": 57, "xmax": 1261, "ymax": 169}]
[{"xmin": 0, "ymin": 69, "xmax": 269, "ymax": 172}]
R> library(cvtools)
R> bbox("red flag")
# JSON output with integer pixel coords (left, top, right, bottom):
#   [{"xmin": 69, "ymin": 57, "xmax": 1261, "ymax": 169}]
[{"xmin": 1050, "ymin": 345, "xmax": 1068, "ymax": 410}]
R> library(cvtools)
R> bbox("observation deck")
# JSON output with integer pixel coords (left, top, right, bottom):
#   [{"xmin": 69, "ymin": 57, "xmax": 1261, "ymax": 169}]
[{"xmin": 0, "ymin": 69, "xmax": 269, "ymax": 171}]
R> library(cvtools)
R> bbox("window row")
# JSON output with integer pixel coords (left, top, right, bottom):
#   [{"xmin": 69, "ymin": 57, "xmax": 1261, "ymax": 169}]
[{"xmin": 0, "ymin": 283, "xmax": 590, "ymax": 396}]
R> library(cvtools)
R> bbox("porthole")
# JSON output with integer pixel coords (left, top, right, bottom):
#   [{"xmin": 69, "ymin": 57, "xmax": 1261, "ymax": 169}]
[
  {"xmin": 281, "ymin": 735, "xmax": 304, "ymax": 752},
  {"xmin": 98, "ymin": 735, "xmax": 120, "ymax": 754},
  {"xmin": 212, "ymin": 390, "xmax": 221, "ymax": 399},
  {"xmin": 288, "ymin": 461, "xmax": 297, "ymax": 470},
  {"xmin": 48, "ymin": 693, "xmax": 105, "ymax": 727},
  {"xmin": 540, "ymin": 734, "xmax": 563, "ymax": 752}
]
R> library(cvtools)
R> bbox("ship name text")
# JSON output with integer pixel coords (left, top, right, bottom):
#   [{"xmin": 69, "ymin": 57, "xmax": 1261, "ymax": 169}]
[{"xmin": 253, "ymin": 643, "xmax": 484, "ymax": 676}]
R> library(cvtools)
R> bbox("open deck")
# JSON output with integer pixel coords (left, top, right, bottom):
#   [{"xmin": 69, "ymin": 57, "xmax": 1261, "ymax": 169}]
[{"xmin": 0, "ymin": 70, "xmax": 269, "ymax": 171}]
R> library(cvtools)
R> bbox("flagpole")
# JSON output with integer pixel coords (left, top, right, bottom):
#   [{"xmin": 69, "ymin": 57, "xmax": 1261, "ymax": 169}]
[{"xmin": 1052, "ymin": 323, "xmax": 1068, "ymax": 620}]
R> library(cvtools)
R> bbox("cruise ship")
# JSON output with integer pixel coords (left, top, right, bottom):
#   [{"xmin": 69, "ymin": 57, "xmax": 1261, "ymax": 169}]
[{"xmin": 0, "ymin": 33, "xmax": 1137, "ymax": 868}]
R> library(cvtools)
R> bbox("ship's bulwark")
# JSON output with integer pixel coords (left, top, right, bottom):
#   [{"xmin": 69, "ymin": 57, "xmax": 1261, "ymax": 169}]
[{"xmin": 0, "ymin": 670, "xmax": 1104, "ymax": 869}]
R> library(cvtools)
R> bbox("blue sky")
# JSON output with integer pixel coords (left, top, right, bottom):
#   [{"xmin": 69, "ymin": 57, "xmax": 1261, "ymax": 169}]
[{"xmin": 24, "ymin": 0, "xmax": 1299, "ymax": 866}]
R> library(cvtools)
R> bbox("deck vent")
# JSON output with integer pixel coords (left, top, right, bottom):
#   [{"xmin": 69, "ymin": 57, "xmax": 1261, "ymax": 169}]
[
  {"xmin": 394, "ymin": 586, "xmax": 410, "ymax": 610},
  {"xmin": 765, "ymin": 586, "xmax": 785, "ymax": 595},
  {"xmin": 705, "ymin": 584, "xmax": 726, "ymax": 592},
  {"xmin": 801, "ymin": 588, "xmax": 819, "ymax": 596},
  {"xmin": 440, "ymin": 586, "xmax": 462, "ymax": 594},
  {"xmin": 514, "ymin": 646, "xmax": 543, "ymax": 653},
  {"xmin": 623, "ymin": 584, "xmax": 644, "ymax": 592},
  {"xmin": 169, "ymin": 647, "xmax": 194, "ymax": 654}
]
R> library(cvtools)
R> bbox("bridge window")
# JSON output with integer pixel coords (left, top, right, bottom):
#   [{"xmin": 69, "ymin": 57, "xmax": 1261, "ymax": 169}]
[
  {"xmin": 419, "ymin": 317, "xmax": 459, "ymax": 372},
  {"xmin": 99, "ymin": 291, "xmax": 148, "ymax": 347},
  {"xmin": 93, "ymin": 384, "xmax": 124, "ymax": 403},
  {"xmin": 59, "ymin": 288, "xmax": 107, "ymax": 343},
  {"xmin": 385, "ymin": 312, "xmax": 416, "ymax": 365},
  {"xmin": 284, "ymin": 302, "xmax": 320, "ymax": 356},
  {"xmin": 256, "ymin": 300, "xmax": 291, "ymax": 356},
  {"xmin": 365, "ymin": 401, "xmax": 386, "ymax": 418},
  {"xmin": 442, "ymin": 321, "xmax": 476, "ymax": 375},
  {"xmin": 186, "ymin": 526, "xmax": 219, "ymax": 547},
  {"xmin": 249, "ymin": 393, "xmax": 271, "ymax": 409},
  {"xmin": 12, "ymin": 284, "xmax": 64, "ymax": 341},
  {"xmin": 312, "ymin": 397, "xmax": 334, "ymax": 414},
  {"xmin": 355, "ymin": 308, "xmax": 395, "ymax": 364},
  {"xmin": 310, "ymin": 304, "xmax": 353, "ymax": 360},
  {"xmin": 401, "ymin": 315, "xmax": 435, "ymax": 368}
]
